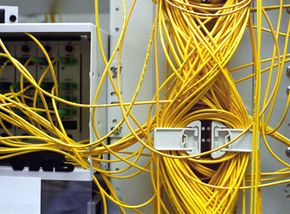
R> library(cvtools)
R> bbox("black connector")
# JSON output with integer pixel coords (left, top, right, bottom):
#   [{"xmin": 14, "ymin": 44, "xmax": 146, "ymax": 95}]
[
  {"xmin": 44, "ymin": 45, "xmax": 51, "ymax": 53},
  {"xmin": 62, "ymin": 120, "xmax": 78, "ymax": 130},
  {"xmin": 65, "ymin": 45, "xmax": 74, "ymax": 53},
  {"xmin": 40, "ymin": 82, "xmax": 55, "ymax": 90},
  {"xmin": 0, "ymin": 82, "xmax": 12, "ymax": 91},
  {"xmin": 0, "ymin": 57, "xmax": 12, "ymax": 66},
  {"xmin": 38, "ymin": 57, "xmax": 54, "ymax": 66},
  {"xmin": 0, "ymin": 9, "xmax": 5, "ymax": 23},
  {"xmin": 21, "ymin": 45, "xmax": 30, "ymax": 53},
  {"xmin": 18, "ymin": 57, "xmax": 34, "ymax": 66},
  {"xmin": 14, "ymin": 82, "xmax": 33, "ymax": 89},
  {"xmin": 1, "ymin": 120, "xmax": 12, "ymax": 129}
]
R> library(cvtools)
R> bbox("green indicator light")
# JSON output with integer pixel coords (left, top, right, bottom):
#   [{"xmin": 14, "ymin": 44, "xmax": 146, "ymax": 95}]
[
  {"xmin": 59, "ymin": 56, "xmax": 78, "ymax": 66},
  {"xmin": 59, "ymin": 82, "xmax": 78, "ymax": 90},
  {"xmin": 59, "ymin": 108, "xmax": 77, "ymax": 117},
  {"xmin": 38, "ymin": 57, "xmax": 48, "ymax": 65},
  {"xmin": 58, "ymin": 109, "xmax": 67, "ymax": 116}
]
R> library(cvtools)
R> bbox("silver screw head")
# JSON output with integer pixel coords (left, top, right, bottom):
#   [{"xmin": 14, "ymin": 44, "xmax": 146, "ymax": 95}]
[{"xmin": 286, "ymin": 147, "xmax": 290, "ymax": 157}]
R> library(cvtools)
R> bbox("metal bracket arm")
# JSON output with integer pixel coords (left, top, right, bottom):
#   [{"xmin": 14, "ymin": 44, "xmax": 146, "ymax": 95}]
[
  {"xmin": 154, "ymin": 121, "xmax": 253, "ymax": 158},
  {"xmin": 153, "ymin": 121, "xmax": 201, "ymax": 155},
  {"xmin": 211, "ymin": 121, "xmax": 253, "ymax": 158}
]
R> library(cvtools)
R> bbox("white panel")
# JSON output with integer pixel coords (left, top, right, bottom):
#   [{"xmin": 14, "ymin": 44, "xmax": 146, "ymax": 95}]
[
  {"xmin": 234, "ymin": 1, "xmax": 290, "ymax": 213},
  {"xmin": 0, "ymin": 0, "xmax": 109, "ymax": 15},
  {"xmin": 0, "ymin": 23, "xmax": 96, "ymax": 33},
  {"xmin": 0, "ymin": 176, "xmax": 41, "ymax": 214},
  {"xmin": 258, "ymin": 4, "xmax": 290, "ymax": 213},
  {"xmin": 109, "ymin": 0, "xmax": 154, "ymax": 213}
]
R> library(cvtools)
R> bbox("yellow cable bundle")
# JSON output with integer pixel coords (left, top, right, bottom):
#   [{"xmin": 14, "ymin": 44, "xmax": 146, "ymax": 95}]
[{"xmin": 151, "ymin": 0, "xmax": 252, "ymax": 213}]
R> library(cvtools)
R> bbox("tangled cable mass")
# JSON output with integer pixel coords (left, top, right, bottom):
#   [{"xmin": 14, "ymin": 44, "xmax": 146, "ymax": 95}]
[{"xmin": 0, "ymin": 0, "xmax": 289, "ymax": 213}]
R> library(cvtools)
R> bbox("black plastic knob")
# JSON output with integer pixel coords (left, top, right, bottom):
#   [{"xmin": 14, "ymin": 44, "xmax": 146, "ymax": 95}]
[
  {"xmin": 65, "ymin": 45, "xmax": 73, "ymax": 53},
  {"xmin": 44, "ymin": 45, "xmax": 51, "ymax": 52},
  {"xmin": 22, "ymin": 45, "xmax": 30, "ymax": 53}
]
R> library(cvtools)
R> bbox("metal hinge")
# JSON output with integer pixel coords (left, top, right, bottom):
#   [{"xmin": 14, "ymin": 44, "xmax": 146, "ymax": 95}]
[{"xmin": 154, "ymin": 120, "xmax": 253, "ymax": 158}]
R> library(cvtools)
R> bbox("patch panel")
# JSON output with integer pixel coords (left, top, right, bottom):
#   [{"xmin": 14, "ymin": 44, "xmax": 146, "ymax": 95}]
[
  {"xmin": 0, "ymin": 23, "xmax": 108, "ymax": 214},
  {"xmin": 0, "ymin": 43, "xmax": 15, "ymax": 136},
  {"xmin": 0, "ymin": 24, "xmax": 108, "ymax": 178},
  {"xmin": 0, "ymin": 24, "xmax": 106, "ymax": 143},
  {"xmin": 15, "ymin": 42, "xmax": 37, "ymax": 136},
  {"xmin": 0, "ymin": 41, "xmax": 85, "ymax": 140},
  {"xmin": 59, "ymin": 42, "xmax": 82, "ymax": 139},
  {"xmin": 36, "ymin": 41, "xmax": 58, "ymax": 93}
]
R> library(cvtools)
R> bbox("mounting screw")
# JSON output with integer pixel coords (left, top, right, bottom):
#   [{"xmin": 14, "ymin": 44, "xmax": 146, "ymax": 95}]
[
  {"xmin": 110, "ymin": 64, "xmax": 122, "ymax": 78},
  {"xmin": 21, "ymin": 45, "xmax": 30, "ymax": 53},
  {"xmin": 114, "ymin": 127, "xmax": 122, "ymax": 136},
  {"xmin": 287, "ymin": 86, "xmax": 290, "ymax": 94},
  {"xmin": 286, "ymin": 147, "xmax": 290, "ymax": 157},
  {"xmin": 286, "ymin": 65, "xmax": 290, "ymax": 77},
  {"xmin": 65, "ymin": 45, "xmax": 73, "ymax": 53},
  {"xmin": 110, "ymin": 126, "xmax": 122, "ymax": 136}
]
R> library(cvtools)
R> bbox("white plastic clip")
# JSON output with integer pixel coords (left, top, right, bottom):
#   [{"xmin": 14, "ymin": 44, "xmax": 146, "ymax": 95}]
[
  {"xmin": 154, "ymin": 121, "xmax": 252, "ymax": 158},
  {"xmin": 154, "ymin": 121, "xmax": 201, "ymax": 155},
  {"xmin": 211, "ymin": 121, "xmax": 253, "ymax": 159}
]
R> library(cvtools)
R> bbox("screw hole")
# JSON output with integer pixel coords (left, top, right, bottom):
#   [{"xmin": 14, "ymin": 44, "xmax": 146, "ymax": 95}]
[{"xmin": 9, "ymin": 15, "xmax": 17, "ymax": 22}]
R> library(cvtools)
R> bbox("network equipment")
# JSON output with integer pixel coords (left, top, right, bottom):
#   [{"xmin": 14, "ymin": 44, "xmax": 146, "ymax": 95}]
[{"xmin": 0, "ymin": 23, "xmax": 107, "ymax": 214}]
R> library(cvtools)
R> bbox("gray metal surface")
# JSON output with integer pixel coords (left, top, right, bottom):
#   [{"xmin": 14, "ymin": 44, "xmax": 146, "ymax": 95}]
[
  {"xmin": 230, "ymin": 1, "xmax": 290, "ymax": 213},
  {"xmin": 109, "ymin": 0, "xmax": 154, "ymax": 213}
]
